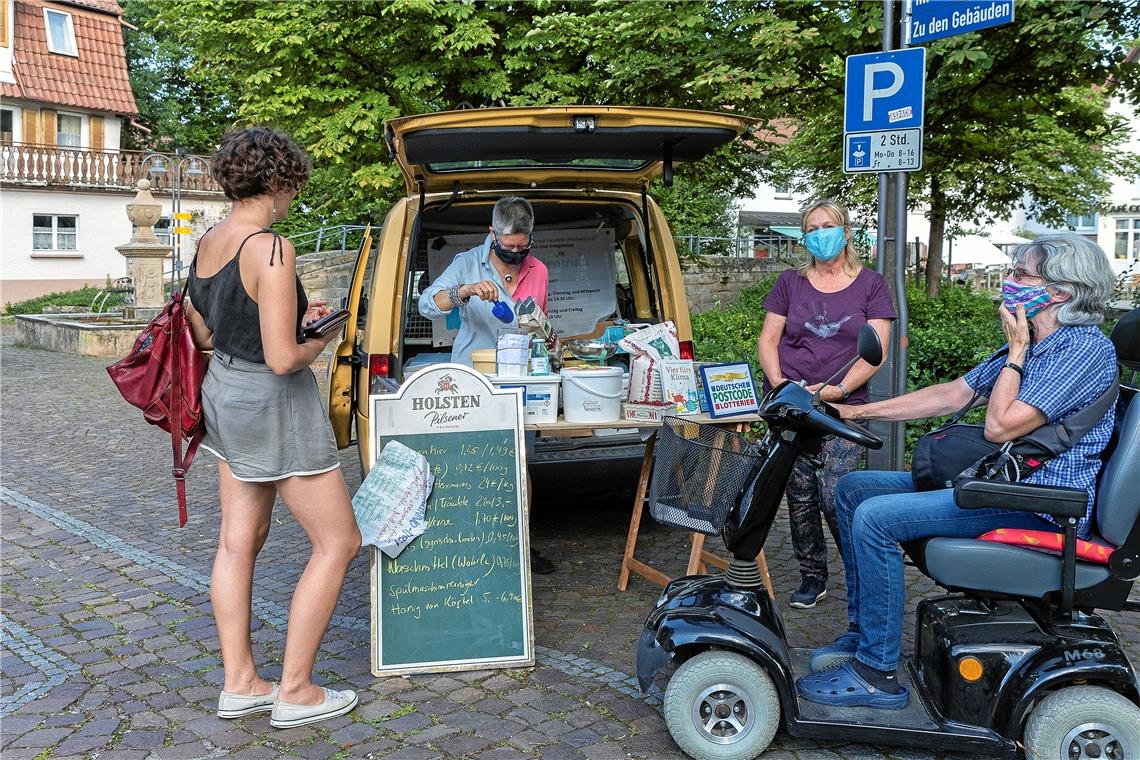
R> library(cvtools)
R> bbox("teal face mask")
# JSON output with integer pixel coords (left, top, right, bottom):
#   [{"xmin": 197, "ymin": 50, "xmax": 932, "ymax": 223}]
[{"xmin": 804, "ymin": 226, "xmax": 847, "ymax": 261}]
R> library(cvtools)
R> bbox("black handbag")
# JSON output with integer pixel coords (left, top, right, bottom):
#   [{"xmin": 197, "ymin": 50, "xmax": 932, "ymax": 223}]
[{"xmin": 911, "ymin": 372, "xmax": 1119, "ymax": 492}]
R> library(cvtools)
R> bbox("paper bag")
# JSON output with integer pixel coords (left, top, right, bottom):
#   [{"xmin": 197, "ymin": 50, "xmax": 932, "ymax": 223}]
[{"xmin": 620, "ymin": 321, "xmax": 680, "ymax": 403}]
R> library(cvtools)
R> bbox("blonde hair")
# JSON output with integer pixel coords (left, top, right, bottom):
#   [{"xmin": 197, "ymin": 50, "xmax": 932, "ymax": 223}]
[{"xmin": 797, "ymin": 199, "xmax": 862, "ymax": 277}]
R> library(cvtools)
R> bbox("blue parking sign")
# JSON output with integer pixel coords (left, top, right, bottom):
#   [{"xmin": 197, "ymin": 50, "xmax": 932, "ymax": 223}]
[{"xmin": 844, "ymin": 49, "xmax": 926, "ymax": 133}]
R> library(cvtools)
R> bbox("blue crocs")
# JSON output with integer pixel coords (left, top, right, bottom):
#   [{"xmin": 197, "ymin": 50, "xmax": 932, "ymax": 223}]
[
  {"xmin": 796, "ymin": 661, "xmax": 909, "ymax": 710},
  {"xmin": 809, "ymin": 630, "xmax": 859, "ymax": 673}
]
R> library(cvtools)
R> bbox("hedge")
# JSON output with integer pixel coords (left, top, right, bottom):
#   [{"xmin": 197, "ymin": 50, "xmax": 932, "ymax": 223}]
[{"xmin": 691, "ymin": 276, "xmax": 1007, "ymax": 455}]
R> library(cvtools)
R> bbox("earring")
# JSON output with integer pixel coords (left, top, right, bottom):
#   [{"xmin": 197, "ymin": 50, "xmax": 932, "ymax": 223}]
[{"xmin": 271, "ymin": 198, "xmax": 277, "ymax": 223}]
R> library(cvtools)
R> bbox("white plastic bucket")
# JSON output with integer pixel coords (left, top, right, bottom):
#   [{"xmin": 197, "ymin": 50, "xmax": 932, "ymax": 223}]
[
  {"xmin": 561, "ymin": 366, "xmax": 624, "ymax": 423},
  {"xmin": 489, "ymin": 375, "xmax": 561, "ymax": 424}
]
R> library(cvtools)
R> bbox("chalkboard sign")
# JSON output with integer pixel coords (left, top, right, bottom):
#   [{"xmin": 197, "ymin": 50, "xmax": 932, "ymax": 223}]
[{"xmin": 368, "ymin": 364, "xmax": 533, "ymax": 676}]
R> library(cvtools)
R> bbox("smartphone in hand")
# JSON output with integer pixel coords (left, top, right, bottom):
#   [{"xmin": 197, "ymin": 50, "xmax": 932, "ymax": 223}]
[{"xmin": 302, "ymin": 308, "xmax": 351, "ymax": 338}]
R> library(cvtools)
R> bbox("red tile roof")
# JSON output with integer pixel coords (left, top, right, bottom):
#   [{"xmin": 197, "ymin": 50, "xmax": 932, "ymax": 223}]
[
  {"xmin": 0, "ymin": 0, "xmax": 138, "ymax": 116},
  {"xmin": 56, "ymin": 0, "xmax": 124, "ymax": 14}
]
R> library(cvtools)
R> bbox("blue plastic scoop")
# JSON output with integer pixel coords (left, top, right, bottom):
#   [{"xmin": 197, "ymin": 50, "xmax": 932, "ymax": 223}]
[{"xmin": 491, "ymin": 300, "xmax": 514, "ymax": 324}]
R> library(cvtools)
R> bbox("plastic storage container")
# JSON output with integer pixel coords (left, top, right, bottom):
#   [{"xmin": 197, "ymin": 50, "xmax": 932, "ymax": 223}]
[
  {"xmin": 488, "ymin": 375, "xmax": 561, "ymax": 424},
  {"xmin": 560, "ymin": 366, "xmax": 624, "ymax": 423}
]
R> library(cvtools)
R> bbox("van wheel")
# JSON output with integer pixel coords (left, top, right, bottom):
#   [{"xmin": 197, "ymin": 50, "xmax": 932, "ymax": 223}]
[
  {"xmin": 1023, "ymin": 685, "xmax": 1140, "ymax": 760},
  {"xmin": 663, "ymin": 650, "xmax": 780, "ymax": 760}
]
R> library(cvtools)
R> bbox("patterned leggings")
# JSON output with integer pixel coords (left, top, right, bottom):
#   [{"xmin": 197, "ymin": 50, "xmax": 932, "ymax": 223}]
[{"xmin": 785, "ymin": 436, "xmax": 864, "ymax": 584}]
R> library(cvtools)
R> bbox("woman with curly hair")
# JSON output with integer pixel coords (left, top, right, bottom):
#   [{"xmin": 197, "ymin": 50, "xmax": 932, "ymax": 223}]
[{"xmin": 185, "ymin": 127, "xmax": 361, "ymax": 728}]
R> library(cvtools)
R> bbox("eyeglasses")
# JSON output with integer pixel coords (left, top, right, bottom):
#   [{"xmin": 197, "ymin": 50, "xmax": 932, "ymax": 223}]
[
  {"xmin": 493, "ymin": 234, "xmax": 532, "ymax": 255},
  {"xmin": 1006, "ymin": 266, "xmax": 1045, "ymax": 283}
]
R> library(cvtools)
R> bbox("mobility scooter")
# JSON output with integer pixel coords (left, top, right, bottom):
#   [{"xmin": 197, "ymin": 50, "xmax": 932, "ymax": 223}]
[{"xmin": 636, "ymin": 318, "xmax": 1140, "ymax": 760}]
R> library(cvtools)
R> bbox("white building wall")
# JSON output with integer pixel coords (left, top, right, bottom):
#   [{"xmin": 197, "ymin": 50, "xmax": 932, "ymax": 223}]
[
  {"xmin": 1011, "ymin": 98, "xmax": 1140, "ymax": 277},
  {"xmin": 738, "ymin": 181, "xmax": 807, "ymax": 215},
  {"xmin": 1, "ymin": 187, "xmax": 228, "ymax": 304}
]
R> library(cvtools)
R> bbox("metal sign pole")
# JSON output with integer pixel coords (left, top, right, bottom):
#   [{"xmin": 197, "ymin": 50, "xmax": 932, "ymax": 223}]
[
  {"xmin": 890, "ymin": 1, "xmax": 910, "ymax": 471},
  {"xmin": 867, "ymin": 0, "xmax": 908, "ymax": 470}
]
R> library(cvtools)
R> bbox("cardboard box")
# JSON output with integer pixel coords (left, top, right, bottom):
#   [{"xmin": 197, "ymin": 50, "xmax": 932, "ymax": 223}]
[{"xmin": 622, "ymin": 402, "xmax": 675, "ymax": 423}]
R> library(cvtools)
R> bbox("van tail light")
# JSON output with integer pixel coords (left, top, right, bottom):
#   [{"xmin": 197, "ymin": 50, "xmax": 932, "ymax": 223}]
[
  {"xmin": 679, "ymin": 340, "xmax": 695, "ymax": 360},
  {"xmin": 368, "ymin": 353, "xmax": 397, "ymax": 394}
]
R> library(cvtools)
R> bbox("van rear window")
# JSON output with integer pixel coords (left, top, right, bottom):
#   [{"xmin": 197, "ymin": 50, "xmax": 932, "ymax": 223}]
[{"xmin": 428, "ymin": 158, "xmax": 645, "ymax": 172}]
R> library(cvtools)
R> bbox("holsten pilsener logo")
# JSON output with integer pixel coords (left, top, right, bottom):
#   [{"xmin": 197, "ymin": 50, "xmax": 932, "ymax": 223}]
[
  {"xmin": 412, "ymin": 375, "xmax": 481, "ymax": 411},
  {"xmin": 412, "ymin": 374, "xmax": 481, "ymax": 426}
]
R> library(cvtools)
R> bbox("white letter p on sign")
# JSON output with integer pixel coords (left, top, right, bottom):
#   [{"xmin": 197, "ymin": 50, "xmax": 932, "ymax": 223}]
[{"xmin": 863, "ymin": 62, "xmax": 904, "ymax": 122}]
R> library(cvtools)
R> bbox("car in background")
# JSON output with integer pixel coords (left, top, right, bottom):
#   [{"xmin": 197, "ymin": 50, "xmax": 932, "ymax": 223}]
[{"xmin": 325, "ymin": 106, "xmax": 753, "ymax": 477}]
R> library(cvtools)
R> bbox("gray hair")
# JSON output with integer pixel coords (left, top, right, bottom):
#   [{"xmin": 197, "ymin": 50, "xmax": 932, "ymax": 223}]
[
  {"xmin": 492, "ymin": 196, "xmax": 534, "ymax": 236},
  {"xmin": 1011, "ymin": 232, "xmax": 1114, "ymax": 325}
]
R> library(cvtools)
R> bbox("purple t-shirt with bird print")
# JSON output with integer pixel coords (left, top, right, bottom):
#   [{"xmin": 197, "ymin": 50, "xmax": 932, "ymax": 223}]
[{"xmin": 762, "ymin": 267, "xmax": 897, "ymax": 404}]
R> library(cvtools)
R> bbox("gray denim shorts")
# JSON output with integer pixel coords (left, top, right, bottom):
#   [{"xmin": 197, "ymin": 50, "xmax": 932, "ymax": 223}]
[{"xmin": 200, "ymin": 350, "xmax": 340, "ymax": 482}]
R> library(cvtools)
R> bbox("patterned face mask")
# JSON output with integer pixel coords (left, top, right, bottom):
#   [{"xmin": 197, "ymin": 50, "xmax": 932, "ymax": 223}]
[{"xmin": 1001, "ymin": 280, "xmax": 1053, "ymax": 319}]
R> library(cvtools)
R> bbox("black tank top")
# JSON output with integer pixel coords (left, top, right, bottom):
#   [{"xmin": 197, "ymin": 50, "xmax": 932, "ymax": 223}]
[{"xmin": 187, "ymin": 229, "xmax": 307, "ymax": 364}]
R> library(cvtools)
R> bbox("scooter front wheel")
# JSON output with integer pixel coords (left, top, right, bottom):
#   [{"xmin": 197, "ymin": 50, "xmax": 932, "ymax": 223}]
[
  {"xmin": 1023, "ymin": 685, "xmax": 1140, "ymax": 760},
  {"xmin": 664, "ymin": 650, "xmax": 780, "ymax": 760}
]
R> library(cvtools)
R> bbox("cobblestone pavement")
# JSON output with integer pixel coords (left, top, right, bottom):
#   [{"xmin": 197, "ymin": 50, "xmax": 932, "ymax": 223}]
[{"xmin": 2, "ymin": 331, "xmax": 1138, "ymax": 760}]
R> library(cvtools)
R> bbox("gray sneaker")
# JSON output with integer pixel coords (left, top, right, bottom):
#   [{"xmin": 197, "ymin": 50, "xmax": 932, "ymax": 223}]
[
  {"xmin": 270, "ymin": 687, "xmax": 358, "ymax": 729},
  {"xmin": 217, "ymin": 683, "xmax": 278, "ymax": 719},
  {"xmin": 789, "ymin": 578, "xmax": 827, "ymax": 609}
]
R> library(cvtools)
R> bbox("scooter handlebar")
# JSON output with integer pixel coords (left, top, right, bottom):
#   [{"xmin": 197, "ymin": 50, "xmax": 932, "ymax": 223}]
[
  {"xmin": 762, "ymin": 381, "xmax": 883, "ymax": 449},
  {"xmin": 799, "ymin": 403, "xmax": 882, "ymax": 449}
]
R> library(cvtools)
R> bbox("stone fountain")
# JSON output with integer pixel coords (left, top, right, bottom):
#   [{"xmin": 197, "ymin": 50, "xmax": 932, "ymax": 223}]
[
  {"xmin": 15, "ymin": 181, "xmax": 171, "ymax": 357},
  {"xmin": 117, "ymin": 179, "xmax": 172, "ymax": 323}
]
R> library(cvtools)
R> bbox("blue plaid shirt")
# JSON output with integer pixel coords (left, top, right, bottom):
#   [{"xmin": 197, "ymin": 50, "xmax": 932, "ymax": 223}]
[{"xmin": 963, "ymin": 325, "xmax": 1117, "ymax": 539}]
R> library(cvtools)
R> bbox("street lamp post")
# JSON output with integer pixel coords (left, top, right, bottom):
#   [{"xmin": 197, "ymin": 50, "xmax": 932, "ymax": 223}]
[{"xmin": 139, "ymin": 148, "xmax": 210, "ymax": 284}]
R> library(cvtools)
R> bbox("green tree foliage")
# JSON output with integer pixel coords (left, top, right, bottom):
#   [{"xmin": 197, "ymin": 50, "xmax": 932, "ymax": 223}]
[
  {"xmin": 125, "ymin": 1, "xmax": 784, "ymax": 234},
  {"xmin": 757, "ymin": 0, "xmax": 1140, "ymax": 296},
  {"xmin": 121, "ymin": 0, "xmax": 233, "ymax": 153},
  {"xmin": 693, "ymin": 273, "xmax": 1007, "ymax": 453},
  {"xmin": 128, "ymin": 0, "xmax": 1140, "ymax": 256}
]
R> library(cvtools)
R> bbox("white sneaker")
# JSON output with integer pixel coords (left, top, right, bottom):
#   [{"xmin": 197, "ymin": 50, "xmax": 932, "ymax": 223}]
[
  {"xmin": 217, "ymin": 683, "xmax": 278, "ymax": 719},
  {"xmin": 270, "ymin": 687, "xmax": 359, "ymax": 729}
]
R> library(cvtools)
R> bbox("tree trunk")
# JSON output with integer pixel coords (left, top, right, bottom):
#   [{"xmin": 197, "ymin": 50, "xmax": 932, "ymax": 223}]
[{"xmin": 926, "ymin": 177, "xmax": 946, "ymax": 298}]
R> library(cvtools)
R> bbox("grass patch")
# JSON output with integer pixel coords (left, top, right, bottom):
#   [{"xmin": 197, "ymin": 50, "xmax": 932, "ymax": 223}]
[{"xmin": 4, "ymin": 285, "xmax": 127, "ymax": 316}]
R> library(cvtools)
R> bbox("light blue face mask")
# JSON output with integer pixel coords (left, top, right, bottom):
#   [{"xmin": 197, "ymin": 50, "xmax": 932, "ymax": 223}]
[{"xmin": 804, "ymin": 226, "xmax": 847, "ymax": 261}]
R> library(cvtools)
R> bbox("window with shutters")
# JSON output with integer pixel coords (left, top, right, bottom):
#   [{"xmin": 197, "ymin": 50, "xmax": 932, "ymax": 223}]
[
  {"xmin": 44, "ymin": 9, "xmax": 77, "ymax": 56},
  {"xmin": 33, "ymin": 214, "xmax": 78, "ymax": 251},
  {"xmin": 56, "ymin": 113, "xmax": 82, "ymax": 147}
]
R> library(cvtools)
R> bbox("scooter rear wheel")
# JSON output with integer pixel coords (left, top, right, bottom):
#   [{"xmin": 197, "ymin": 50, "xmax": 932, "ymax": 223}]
[
  {"xmin": 1023, "ymin": 685, "xmax": 1140, "ymax": 760},
  {"xmin": 664, "ymin": 649, "xmax": 780, "ymax": 760}
]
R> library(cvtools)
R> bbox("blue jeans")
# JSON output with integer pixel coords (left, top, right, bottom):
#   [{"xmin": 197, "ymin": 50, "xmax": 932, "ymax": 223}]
[{"xmin": 834, "ymin": 471, "xmax": 1053, "ymax": 671}]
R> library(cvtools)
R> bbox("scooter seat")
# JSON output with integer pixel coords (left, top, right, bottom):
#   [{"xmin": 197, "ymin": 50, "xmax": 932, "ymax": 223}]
[{"xmin": 915, "ymin": 538, "xmax": 1111, "ymax": 599}]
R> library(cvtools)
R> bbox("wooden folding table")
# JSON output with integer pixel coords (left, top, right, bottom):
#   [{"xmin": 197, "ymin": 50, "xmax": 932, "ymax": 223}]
[{"xmin": 527, "ymin": 413, "xmax": 774, "ymax": 598}]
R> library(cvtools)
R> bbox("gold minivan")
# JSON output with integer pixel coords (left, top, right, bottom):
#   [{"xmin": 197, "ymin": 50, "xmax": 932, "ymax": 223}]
[{"xmin": 327, "ymin": 106, "xmax": 752, "ymax": 471}]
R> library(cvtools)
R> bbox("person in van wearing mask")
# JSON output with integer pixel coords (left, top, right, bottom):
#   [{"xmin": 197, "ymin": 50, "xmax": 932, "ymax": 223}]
[
  {"xmin": 419, "ymin": 196, "xmax": 555, "ymax": 574},
  {"xmin": 420, "ymin": 196, "xmax": 549, "ymax": 365}
]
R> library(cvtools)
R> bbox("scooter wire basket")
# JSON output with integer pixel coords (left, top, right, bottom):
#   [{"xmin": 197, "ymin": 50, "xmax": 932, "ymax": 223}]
[{"xmin": 648, "ymin": 416, "xmax": 760, "ymax": 536}]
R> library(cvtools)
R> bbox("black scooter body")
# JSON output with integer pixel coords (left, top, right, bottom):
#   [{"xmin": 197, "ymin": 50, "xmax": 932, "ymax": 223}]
[
  {"xmin": 635, "ymin": 371, "xmax": 1138, "ymax": 757},
  {"xmin": 637, "ymin": 574, "xmax": 1135, "ymax": 757}
]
